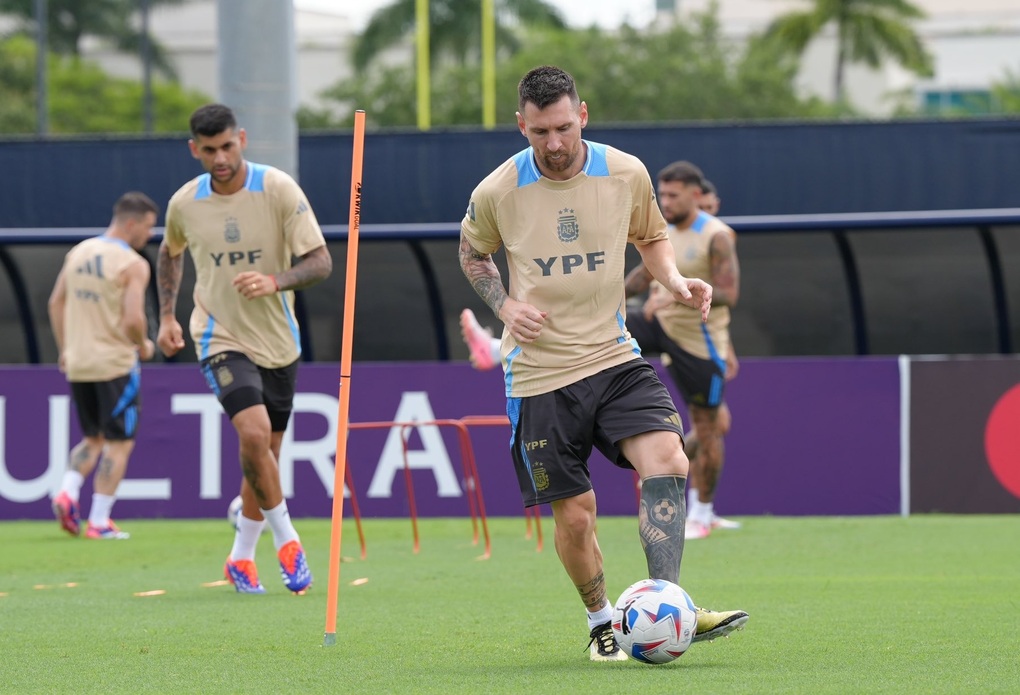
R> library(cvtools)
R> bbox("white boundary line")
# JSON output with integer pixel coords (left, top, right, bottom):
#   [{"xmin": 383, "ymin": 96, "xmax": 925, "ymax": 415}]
[{"xmin": 899, "ymin": 354, "xmax": 911, "ymax": 517}]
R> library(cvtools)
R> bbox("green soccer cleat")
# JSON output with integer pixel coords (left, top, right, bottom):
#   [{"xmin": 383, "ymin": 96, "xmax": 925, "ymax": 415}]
[{"xmin": 692, "ymin": 606, "xmax": 749, "ymax": 643}]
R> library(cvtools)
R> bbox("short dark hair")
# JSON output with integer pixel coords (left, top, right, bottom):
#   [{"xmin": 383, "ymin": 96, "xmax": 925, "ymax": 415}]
[
  {"xmin": 658, "ymin": 160, "xmax": 704, "ymax": 188},
  {"xmin": 518, "ymin": 66, "xmax": 579, "ymax": 111},
  {"xmin": 700, "ymin": 178, "xmax": 717, "ymax": 195},
  {"xmin": 189, "ymin": 103, "xmax": 237, "ymax": 139},
  {"xmin": 113, "ymin": 191, "xmax": 159, "ymax": 221}
]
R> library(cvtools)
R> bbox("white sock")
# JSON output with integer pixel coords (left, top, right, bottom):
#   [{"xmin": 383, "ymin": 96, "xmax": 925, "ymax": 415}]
[
  {"xmin": 261, "ymin": 500, "xmax": 299, "ymax": 551},
  {"xmin": 488, "ymin": 338, "xmax": 501, "ymax": 365},
  {"xmin": 230, "ymin": 515, "xmax": 266, "ymax": 561},
  {"xmin": 88, "ymin": 493, "xmax": 115, "ymax": 527},
  {"xmin": 689, "ymin": 498, "xmax": 710, "ymax": 525},
  {"xmin": 61, "ymin": 471, "xmax": 85, "ymax": 501},
  {"xmin": 587, "ymin": 601, "xmax": 613, "ymax": 630},
  {"xmin": 703, "ymin": 501, "xmax": 716, "ymax": 522},
  {"xmin": 687, "ymin": 486, "xmax": 697, "ymax": 511}
]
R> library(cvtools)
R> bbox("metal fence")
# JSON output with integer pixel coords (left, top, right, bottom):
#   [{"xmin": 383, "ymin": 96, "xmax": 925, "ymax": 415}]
[{"xmin": 3, "ymin": 208, "xmax": 1019, "ymax": 365}]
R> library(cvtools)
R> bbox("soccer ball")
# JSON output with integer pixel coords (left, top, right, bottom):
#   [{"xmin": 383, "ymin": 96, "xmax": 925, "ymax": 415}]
[
  {"xmin": 228, "ymin": 495, "xmax": 269, "ymax": 534},
  {"xmin": 611, "ymin": 579, "xmax": 697, "ymax": 664},
  {"xmin": 228, "ymin": 495, "xmax": 244, "ymax": 531}
]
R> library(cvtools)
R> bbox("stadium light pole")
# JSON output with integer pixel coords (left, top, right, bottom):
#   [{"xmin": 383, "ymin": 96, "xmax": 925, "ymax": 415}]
[
  {"xmin": 415, "ymin": 0, "xmax": 430, "ymax": 130},
  {"xmin": 324, "ymin": 109, "xmax": 366, "ymax": 647},
  {"xmin": 481, "ymin": 0, "xmax": 495, "ymax": 128},
  {"xmin": 34, "ymin": 0, "xmax": 47, "ymax": 135}
]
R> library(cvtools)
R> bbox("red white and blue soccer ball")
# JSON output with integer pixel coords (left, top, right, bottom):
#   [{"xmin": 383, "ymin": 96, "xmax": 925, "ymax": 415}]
[
  {"xmin": 228, "ymin": 495, "xmax": 268, "ymax": 534},
  {"xmin": 612, "ymin": 579, "xmax": 697, "ymax": 664},
  {"xmin": 228, "ymin": 495, "xmax": 244, "ymax": 530}
]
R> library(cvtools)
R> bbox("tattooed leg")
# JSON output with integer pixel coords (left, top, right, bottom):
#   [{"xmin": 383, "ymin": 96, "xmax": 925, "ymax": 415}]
[
  {"xmin": 639, "ymin": 474, "xmax": 686, "ymax": 584},
  {"xmin": 550, "ymin": 491, "xmax": 606, "ymax": 610}
]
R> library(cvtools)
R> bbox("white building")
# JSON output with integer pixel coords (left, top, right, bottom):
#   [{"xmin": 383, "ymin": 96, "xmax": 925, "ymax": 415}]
[
  {"xmin": 74, "ymin": 0, "xmax": 1020, "ymax": 118},
  {"xmin": 671, "ymin": 0, "xmax": 1020, "ymax": 115},
  {"xmin": 82, "ymin": 1, "xmax": 357, "ymax": 115}
]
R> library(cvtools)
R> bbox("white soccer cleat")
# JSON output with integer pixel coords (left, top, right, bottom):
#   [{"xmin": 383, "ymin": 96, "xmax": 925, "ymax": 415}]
[
  {"xmin": 587, "ymin": 621, "xmax": 628, "ymax": 661},
  {"xmin": 710, "ymin": 514, "xmax": 742, "ymax": 530},
  {"xmin": 685, "ymin": 518, "xmax": 711, "ymax": 540}
]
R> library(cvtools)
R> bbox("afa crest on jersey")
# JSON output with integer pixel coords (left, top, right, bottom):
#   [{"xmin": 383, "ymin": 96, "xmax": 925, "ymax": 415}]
[{"xmin": 556, "ymin": 208, "xmax": 579, "ymax": 242}]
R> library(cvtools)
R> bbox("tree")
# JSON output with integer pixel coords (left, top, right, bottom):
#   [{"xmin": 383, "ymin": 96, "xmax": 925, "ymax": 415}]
[
  {"xmin": 0, "ymin": 0, "xmax": 189, "ymax": 79},
  {"xmin": 763, "ymin": 0, "xmax": 933, "ymax": 104},
  {"xmin": 991, "ymin": 66, "xmax": 1020, "ymax": 113},
  {"xmin": 0, "ymin": 36, "xmax": 210, "ymax": 134},
  {"xmin": 352, "ymin": 0, "xmax": 566, "ymax": 71},
  {"xmin": 302, "ymin": 11, "xmax": 838, "ymax": 130}
]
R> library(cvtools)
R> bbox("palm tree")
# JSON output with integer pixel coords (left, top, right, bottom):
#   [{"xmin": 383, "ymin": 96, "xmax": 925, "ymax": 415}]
[
  {"xmin": 0, "ymin": 0, "xmax": 190, "ymax": 79},
  {"xmin": 764, "ymin": 0, "xmax": 933, "ymax": 104},
  {"xmin": 352, "ymin": 0, "xmax": 567, "ymax": 71}
]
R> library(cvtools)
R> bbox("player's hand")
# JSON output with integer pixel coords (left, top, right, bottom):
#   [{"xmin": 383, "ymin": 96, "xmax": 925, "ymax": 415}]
[
  {"xmin": 667, "ymin": 276, "xmax": 712, "ymax": 323},
  {"xmin": 139, "ymin": 338, "xmax": 156, "ymax": 361},
  {"xmin": 725, "ymin": 349, "xmax": 739, "ymax": 381},
  {"xmin": 233, "ymin": 271, "xmax": 275, "ymax": 300},
  {"xmin": 157, "ymin": 318, "xmax": 185, "ymax": 357},
  {"xmin": 641, "ymin": 288, "xmax": 674, "ymax": 321},
  {"xmin": 498, "ymin": 298, "xmax": 548, "ymax": 344}
]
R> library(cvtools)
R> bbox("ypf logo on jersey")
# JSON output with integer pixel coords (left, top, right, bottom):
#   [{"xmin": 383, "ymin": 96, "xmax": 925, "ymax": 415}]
[{"xmin": 557, "ymin": 208, "xmax": 579, "ymax": 242}]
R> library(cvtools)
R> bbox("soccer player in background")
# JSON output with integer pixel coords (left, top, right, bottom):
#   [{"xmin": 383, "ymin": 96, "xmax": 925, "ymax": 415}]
[
  {"xmin": 48, "ymin": 192, "xmax": 159, "ymax": 540},
  {"xmin": 625, "ymin": 161, "xmax": 742, "ymax": 540},
  {"xmin": 156, "ymin": 104, "xmax": 332, "ymax": 595},
  {"xmin": 683, "ymin": 176, "xmax": 742, "ymax": 536},
  {"xmin": 459, "ymin": 65, "xmax": 748, "ymax": 661}
]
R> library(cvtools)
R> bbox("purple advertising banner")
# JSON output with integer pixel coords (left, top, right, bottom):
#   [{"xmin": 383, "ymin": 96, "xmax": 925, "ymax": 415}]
[{"xmin": 0, "ymin": 358, "xmax": 901, "ymax": 521}]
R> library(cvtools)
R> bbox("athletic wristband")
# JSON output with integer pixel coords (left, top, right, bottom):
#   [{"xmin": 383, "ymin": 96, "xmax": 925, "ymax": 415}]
[{"xmin": 271, "ymin": 275, "xmax": 280, "ymax": 292}]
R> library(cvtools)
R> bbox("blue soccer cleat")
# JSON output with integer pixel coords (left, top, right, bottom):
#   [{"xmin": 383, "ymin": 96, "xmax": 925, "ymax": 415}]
[
  {"xmin": 277, "ymin": 540, "xmax": 312, "ymax": 594},
  {"xmin": 225, "ymin": 557, "xmax": 266, "ymax": 594}
]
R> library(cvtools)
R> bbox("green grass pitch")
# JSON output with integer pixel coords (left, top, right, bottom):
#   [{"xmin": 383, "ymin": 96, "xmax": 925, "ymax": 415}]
[{"xmin": 1, "ymin": 515, "xmax": 1018, "ymax": 694}]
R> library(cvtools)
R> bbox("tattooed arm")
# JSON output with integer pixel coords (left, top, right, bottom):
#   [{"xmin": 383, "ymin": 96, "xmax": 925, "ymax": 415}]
[
  {"xmin": 233, "ymin": 245, "xmax": 333, "ymax": 300},
  {"xmin": 708, "ymin": 230, "xmax": 739, "ymax": 308},
  {"xmin": 458, "ymin": 232, "xmax": 547, "ymax": 345},
  {"xmin": 155, "ymin": 239, "xmax": 186, "ymax": 357},
  {"xmin": 278, "ymin": 245, "xmax": 332, "ymax": 290}
]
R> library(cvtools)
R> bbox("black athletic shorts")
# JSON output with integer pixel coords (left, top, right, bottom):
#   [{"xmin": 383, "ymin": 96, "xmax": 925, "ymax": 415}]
[
  {"xmin": 626, "ymin": 308, "xmax": 726, "ymax": 408},
  {"xmin": 507, "ymin": 359, "xmax": 684, "ymax": 507},
  {"xmin": 200, "ymin": 351, "xmax": 298, "ymax": 432},
  {"xmin": 70, "ymin": 366, "xmax": 142, "ymax": 441}
]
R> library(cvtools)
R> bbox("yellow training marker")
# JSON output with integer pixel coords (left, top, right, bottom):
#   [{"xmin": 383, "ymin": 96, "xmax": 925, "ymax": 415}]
[
  {"xmin": 349, "ymin": 578, "xmax": 369, "ymax": 586},
  {"xmin": 200, "ymin": 580, "xmax": 230, "ymax": 588},
  {"xmin": 133, "ymin": 590, "xmax": 167, "ymax": 597}
]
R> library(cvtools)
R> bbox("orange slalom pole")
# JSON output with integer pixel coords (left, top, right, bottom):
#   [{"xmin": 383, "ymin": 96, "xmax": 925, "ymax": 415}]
[{"xmin": 324, "ymin": 109, "xmax": 366, "ymax": 647}]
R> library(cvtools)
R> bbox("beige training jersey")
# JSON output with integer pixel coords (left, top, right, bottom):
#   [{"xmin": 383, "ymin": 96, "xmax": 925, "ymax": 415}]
[
  {"xmin": 164, "ymin": 163, "xmax": 326, "ymax": 368},
  {"xmin": 652, "ymin": 210, "xmax": 733, "ymax": 360},
  {"xmin": 60, "ymin": 235, "xmax": 146, "ymax": 381},
  {"xmin": 462, "ymin": 141, "xmax": 669, "ymax": 397}
]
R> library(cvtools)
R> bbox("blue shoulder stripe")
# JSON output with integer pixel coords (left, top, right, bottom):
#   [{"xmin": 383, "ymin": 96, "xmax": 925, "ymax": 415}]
[
  {"xmin": 246, "ymin": 162, "xmax": 267, "ymax": 192},
  {"xmin": 691, "ymin": 210, "xmax": 712, "ymax": 233},
  {"xmin": 195, "ymin": 174, "xmax": 212, "ymax": 200},
  {"xmin": 513, "ymin": 148, "xmax": 541, "ymax": 188},
  {"xmin": 97, "ymin": 235, "xmax": 132, "ymax": 251},
  {"xmin": 582, "ymin": 141, "xmax": 610, "ymax": 177}
]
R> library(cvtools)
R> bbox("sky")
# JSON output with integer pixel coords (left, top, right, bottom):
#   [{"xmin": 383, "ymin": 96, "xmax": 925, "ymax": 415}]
[{"xmin": 296, "ymin": 0, "xmax": 658, "ymax": 31}]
